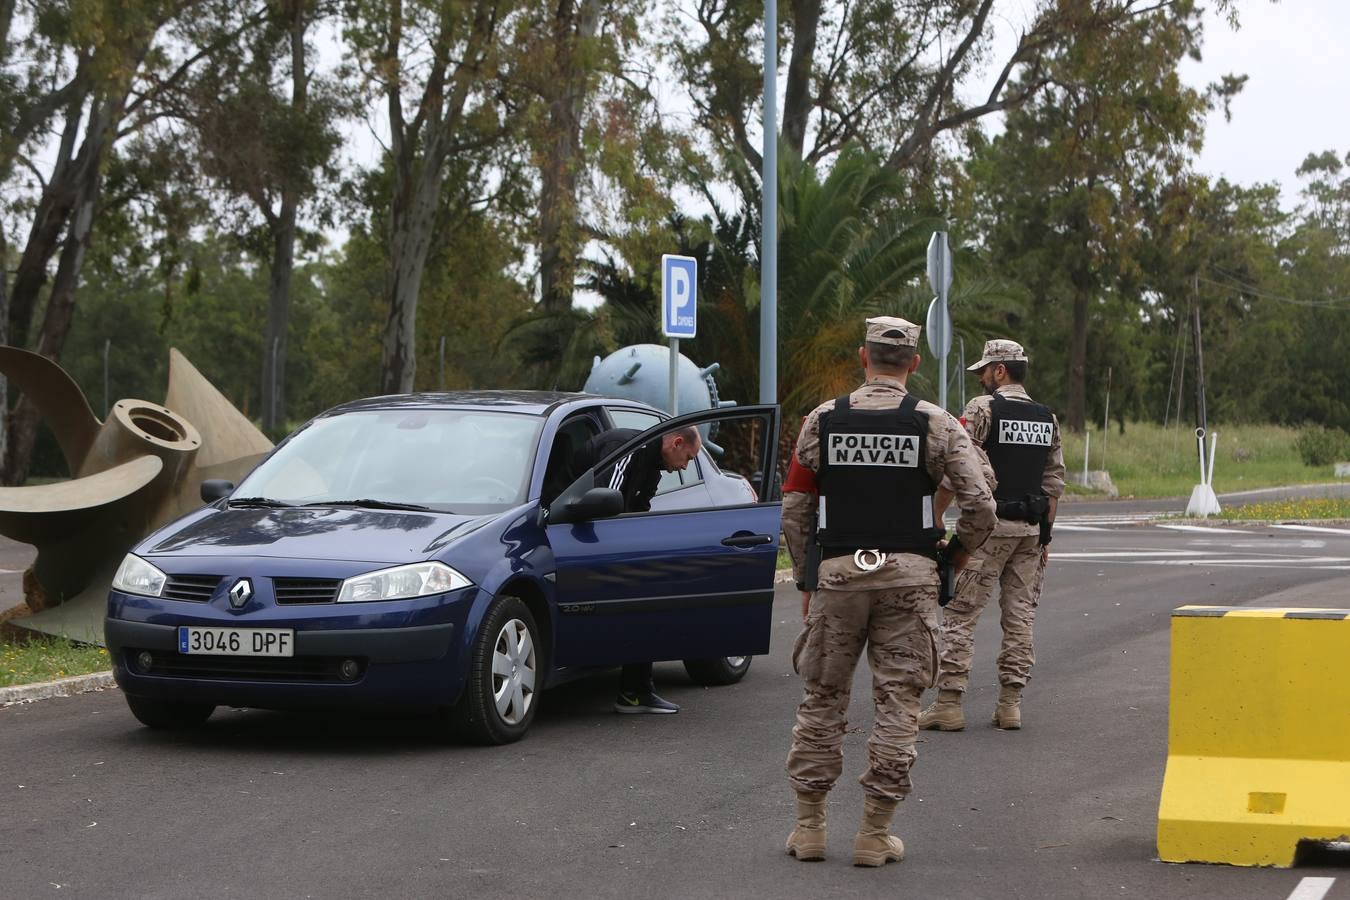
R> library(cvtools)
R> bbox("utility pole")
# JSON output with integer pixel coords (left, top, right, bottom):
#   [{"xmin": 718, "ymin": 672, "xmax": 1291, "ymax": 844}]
[
  {"xmin": 1191, "ymin": 281, "xmax": 1208, "ymax": 437},
  {"xmin": 758, "ymin": 0, "xmax": 777, "ymax": 405}
]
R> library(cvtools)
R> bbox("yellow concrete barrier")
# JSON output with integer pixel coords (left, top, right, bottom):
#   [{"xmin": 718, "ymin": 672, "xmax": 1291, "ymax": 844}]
[{"xmin": 1157, "ymin": 606, "xmax": 1350, "ymax": 867}]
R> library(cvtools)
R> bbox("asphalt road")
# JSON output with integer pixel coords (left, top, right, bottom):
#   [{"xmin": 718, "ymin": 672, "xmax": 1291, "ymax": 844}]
[{"xmin": 4, "ymin": 513, "xmax": 1350, "ymax": 898}]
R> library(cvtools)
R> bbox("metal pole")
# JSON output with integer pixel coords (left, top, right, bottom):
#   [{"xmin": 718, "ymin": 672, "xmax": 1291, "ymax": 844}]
[
  {"xmin": 939, "ymin": 335, "xmax": 947, "ymax": 413},
  {"xmin": 668, "ymin": 338, "xmax": 680, "ymax": 415},
  {"xmin": 957, "ymin": 336, "xmax": 965, "ymax": 410},
  {"xmin": 1191, "ymin": 295, "xmax": 1208, "ymax": 456},
  {"xmin": 102, "ymin": 338, "xmax": 110, "ymax": 418},
  {"xmin": 758, "ymin": 0, "xmax": 777, "ymax": 406},
  {"xmin": 438, "ymin": 335, "xmax": 446, "ymax": 391},
  {"xmin": 270, "ymin": 337, "xmax": 280, "ymax": 427},
  {"xmin": 1101, "ymin": 366, "xmax": 1111, "ymax": 471}
]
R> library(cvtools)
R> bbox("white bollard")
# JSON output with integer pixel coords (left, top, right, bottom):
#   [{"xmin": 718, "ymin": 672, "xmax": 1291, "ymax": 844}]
[{"xmin": 1185, "ymin": 427, "xmax": 1221, "ymax": 517}]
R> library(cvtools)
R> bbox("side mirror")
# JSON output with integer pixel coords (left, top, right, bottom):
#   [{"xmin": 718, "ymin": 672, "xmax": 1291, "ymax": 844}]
[
  {"xmin": 563, "ymin": 487, "xmax": 625, "ymax": 521},
  {"xmin": 201, "ymin": 479, "xmax": 234, "ymax": 503}
]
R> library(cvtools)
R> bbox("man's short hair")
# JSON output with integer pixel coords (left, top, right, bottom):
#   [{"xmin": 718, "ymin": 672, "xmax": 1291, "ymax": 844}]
[
  {"xmin": 866, "ymin": 341, "xmax": 915, "ymax": 371},
  {"xmin": 668, "ymin": 425, "xmax": 700, "ymax": 445},
  {"xmin": 1001, "ymin": 360, "xmax": 1028, "ymax": 383}
]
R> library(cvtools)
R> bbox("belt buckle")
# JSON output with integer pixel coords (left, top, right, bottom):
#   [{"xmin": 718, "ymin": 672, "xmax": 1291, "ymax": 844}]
[{"xmin": 853, "ymin": 549, "xmax": 886, "ymax": 572}]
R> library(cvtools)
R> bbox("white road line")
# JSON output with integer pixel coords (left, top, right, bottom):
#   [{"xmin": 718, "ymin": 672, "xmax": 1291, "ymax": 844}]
[
  {"xmin": 1285, "ymin": 877, "xmax": 1335, "ymax": 900},
  {"xmin": 1053, "ymin": 550, "xmax": 1208, "ymax": 558},
  {"xmin": 1273, "ymin": 524, "xmax": 1350, "ymax": 536},
  {"xmin": 1052, "ymin": 524, "xmax": 1112, "ymax": 532},
  {"xmin": 1157, "ymin": 524, "xmax": 1250, "ymax": 534}
]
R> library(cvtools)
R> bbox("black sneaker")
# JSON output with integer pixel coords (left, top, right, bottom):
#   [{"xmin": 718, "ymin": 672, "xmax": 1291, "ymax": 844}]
[{"xmin": 613, "ymin": 690, "xmax": 680, "ymax": 714}]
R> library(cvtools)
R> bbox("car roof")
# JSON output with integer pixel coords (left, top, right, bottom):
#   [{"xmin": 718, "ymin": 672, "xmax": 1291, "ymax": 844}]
[{"xmin": 322, "ymin": 390, "xmax": 656, "ymax": 418}]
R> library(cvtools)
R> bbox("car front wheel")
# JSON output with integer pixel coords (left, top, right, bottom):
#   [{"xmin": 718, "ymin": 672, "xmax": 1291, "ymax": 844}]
[
  {"xmin": 683, "ymin": 655, "xmax": 752, "ymax": 686},
  {"xmin": 125, "ymin": 695, "xmax": 216, "ymax": 730},
  {"xmin": 455, "ymin": 595, "xmax": 542, "ymax": 745}
]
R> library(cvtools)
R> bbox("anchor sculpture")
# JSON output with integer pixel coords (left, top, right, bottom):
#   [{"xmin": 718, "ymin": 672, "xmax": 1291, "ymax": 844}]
[{"xmin": 0, "ymin": 347, "xmax": 273, "ymax": 634}]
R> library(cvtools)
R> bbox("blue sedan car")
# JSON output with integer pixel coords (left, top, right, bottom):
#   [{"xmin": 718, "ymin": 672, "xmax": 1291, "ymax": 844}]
[{"xmin": 104, "ymin": 393, "xmax": 782, "ymax": 743}]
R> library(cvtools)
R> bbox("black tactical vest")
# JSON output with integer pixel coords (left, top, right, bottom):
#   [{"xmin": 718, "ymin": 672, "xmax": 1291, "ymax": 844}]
[
  {"xmin": 983, "ymin": 395, "xmax": 1054, "ymax": 506},
  {"xmin": 816, "ymin": 393, "xmax": 940, "ymax": 555}
]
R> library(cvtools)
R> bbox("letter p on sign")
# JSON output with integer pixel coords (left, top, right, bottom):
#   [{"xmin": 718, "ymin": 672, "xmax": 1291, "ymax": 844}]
[{"xmin": 662, "ymin": 254, "xmax": 697, "ymax": 339}]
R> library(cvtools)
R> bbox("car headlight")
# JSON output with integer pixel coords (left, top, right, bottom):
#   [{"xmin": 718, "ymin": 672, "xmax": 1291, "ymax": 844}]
[
  {"xmin": 111, "ymin": 554, "xmax": 167, "ymax": 597},
  {"xmin": 336, "ymin": 561, "xmax": 473, "ymax": 603}
]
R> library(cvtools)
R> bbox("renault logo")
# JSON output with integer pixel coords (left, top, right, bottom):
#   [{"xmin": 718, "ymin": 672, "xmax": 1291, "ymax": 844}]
[{"xmin": 228, "ymin": 578, "xmax": 253, "ymax": 609}]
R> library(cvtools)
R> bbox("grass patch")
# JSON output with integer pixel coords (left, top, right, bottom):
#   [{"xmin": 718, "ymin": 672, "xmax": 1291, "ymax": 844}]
[
  {"xmin": 1, "ymin": 632, "xmax": 111, "ymax": 688},
  {"xmin": 1063, "ymin": 422, "xmax": 1342, "ymax": 499},
  {"xmin": 1216, "ymin": 497, "xmax": 1350, "ymax": 521},
  {"xmin": 777, "ymin": 546, "xmax": 791, "ymax": 570}
]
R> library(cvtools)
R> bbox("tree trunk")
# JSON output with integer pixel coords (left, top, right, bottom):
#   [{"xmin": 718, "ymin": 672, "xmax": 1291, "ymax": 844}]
[
  {"xmin": 259, "ymin": 7, "xmax": 309, "ymax": 433},
  {"xmin": 260, "ymin": 201, "xmax": 296, "ymax": 431},
  {"xmin": 3, "ymin": 127, "xmax": 103, "ymax": 484},
  {"xmin": 380, "ymin": 155, "xmax": 442, "ymax": 395},
  {"xmin": 537, "ymin": 0, "xmax": 601, "ymax": 317},
  {"xmin": 8, "ymin": 95, "xmax": 88, "ymax": 348},
  {"xmin": 782, "ymin": 0, "xmax": 820, "ymax": 157}
]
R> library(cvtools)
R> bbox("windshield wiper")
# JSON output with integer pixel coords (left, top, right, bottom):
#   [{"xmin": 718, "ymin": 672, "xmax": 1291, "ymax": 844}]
[
  {"xmin": 227, "ymin": 497, "xmax": 296, "ymax": 509},
  {"xmin": 307, "ymin": 498, "xmax": 432, "ymax": 512}
]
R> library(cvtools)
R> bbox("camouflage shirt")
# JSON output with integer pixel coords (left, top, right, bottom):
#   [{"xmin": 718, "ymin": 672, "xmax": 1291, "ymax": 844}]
[
  {"xmin": 782, "ymin": 375, "xmax": 996, "ymax": 591},
  {"xmin": 961, "ymin": 384, "xmax": 1066, "ymax": 538}
]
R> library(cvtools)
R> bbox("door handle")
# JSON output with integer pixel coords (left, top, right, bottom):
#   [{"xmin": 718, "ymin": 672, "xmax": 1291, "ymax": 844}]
[{"xmin": 722, "ymin": 533, "xmax": 773, "ymax": 548}]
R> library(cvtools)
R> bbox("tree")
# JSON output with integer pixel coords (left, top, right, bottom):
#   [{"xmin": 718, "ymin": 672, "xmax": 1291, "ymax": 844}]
[
  {"xmin": 176, "ymin": 0, "xmax": 346, "ymax": 432},
  {"xmin": 343, "ymin": 0, "xmax": 522, "ymax": 394},
  {"xmin": 965, "ymin": 0, "xmax": 1225, "ymax": 431}
]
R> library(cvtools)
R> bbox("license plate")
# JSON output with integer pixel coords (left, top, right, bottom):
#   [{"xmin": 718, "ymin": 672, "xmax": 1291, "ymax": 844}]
[{"xmin": 178, "ymin": 626, "xmax": 294, "ymax": 657}]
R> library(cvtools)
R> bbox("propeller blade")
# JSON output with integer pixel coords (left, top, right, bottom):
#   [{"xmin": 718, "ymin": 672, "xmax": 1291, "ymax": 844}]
[
  {"xmin": 0, "ymin": 346, "xmax": 101, "ymax": 473},
  {"xmin": 164, "ymin": 348, "xmax": 273, "ymax": 468}
]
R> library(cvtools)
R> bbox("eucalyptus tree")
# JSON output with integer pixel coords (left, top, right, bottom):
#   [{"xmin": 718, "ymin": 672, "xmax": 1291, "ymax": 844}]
[
  {"xmin": 168, "ymin": 0, "xmax": 347, "ymax": 432},
  {"xmin": 964, "ymin": 0, "xmax": 1233, "ymax": 431},
  {"xmin": 343, "ymin": 0, "xmax": 527, "ymax": 394},
  {"xmin": 0, "ymin": 0, "xmax": 249, "ymax": 483}
]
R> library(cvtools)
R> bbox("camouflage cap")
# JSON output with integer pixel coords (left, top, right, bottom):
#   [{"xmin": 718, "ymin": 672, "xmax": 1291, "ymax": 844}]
[
  {"xmin": 865, "ymin": 315, "xmax": 920, "ymax": 348},
  {"xmin": 968, "ymin": 338, "xmax": 1028, "ymax": 371}
]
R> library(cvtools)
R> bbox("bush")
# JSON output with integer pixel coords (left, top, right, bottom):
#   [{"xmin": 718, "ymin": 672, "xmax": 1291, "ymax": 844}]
[{"xmin": 1294, "ymin": 425, "xmax": 1350, "ymax": 467}]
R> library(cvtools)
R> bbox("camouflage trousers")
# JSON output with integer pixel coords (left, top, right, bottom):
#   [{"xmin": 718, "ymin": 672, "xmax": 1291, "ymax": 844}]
[
  {"xmin": 936, "ymin": 533, "xmax": 1044, "ymax": 692},
  {"xmin": 786, "ymin": 584, "xmax": 940, "ymax": 802}
]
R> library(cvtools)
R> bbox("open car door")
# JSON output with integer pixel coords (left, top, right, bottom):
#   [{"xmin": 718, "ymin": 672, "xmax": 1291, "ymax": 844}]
[{"xmin": 545, "ymin": 405, "xmax": 781, "ymax": 668}]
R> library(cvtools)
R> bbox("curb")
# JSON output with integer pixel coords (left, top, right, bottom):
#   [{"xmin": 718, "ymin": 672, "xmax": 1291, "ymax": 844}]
[
  {"xmin": 774, "ymin": 568, "xmax": 794, "ymax": 585},
  {"xmin": 0, "ymin": 671, "xmax": 117, "ymax": 707}
]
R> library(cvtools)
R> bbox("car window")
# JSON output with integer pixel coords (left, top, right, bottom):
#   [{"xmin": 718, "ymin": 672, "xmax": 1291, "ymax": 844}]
[
  {"xmin": 235, "ymin": 409, "xmax": 543, "ymax": 514},
  {"xmin": 607, "ymin": 408, "xmax": 661, "ymax": 432},
  {"xmin": 587, "ymin": 408, "xmax": 778, "ymax": 516},
  {"xmin": 542, "ymin": 413, "xmax": 599, "ymax": 505}
]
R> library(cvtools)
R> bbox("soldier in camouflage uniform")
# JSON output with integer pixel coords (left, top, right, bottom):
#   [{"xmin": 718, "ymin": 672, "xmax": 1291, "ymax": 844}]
[
  {"xmin": 782, "ymin": 316, "xmax": 996, "ymax": 867},
  {"xmin": 919, "ymin": 339, "xmax": 1065, "ymax": 732}
]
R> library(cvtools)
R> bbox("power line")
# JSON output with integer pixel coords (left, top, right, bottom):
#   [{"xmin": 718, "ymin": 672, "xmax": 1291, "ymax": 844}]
[{"xmin": 1203, "ymin": 266, "xmax": 1350, "ymax": 309}]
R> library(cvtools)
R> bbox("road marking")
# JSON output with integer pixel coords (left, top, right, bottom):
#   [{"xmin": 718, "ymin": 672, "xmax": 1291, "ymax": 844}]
[
  {"xmin": 1052, "ymin": 550, "xmax": 1207, "ymax": 558},
  {"xmin": 1285, "ymin": 877, "xmax": 1335, "ymax": 900},
  {"xmin": 1052, "ymin": 524, "xmax": 1112, "ymax": 532},
  {"xmin": 1273, "ymin": 524, "xmax": 1350, "ymax": 536},
  {"xmin": 1157, "ymin": 524, "xmax": 1249, "ymax": 534}
]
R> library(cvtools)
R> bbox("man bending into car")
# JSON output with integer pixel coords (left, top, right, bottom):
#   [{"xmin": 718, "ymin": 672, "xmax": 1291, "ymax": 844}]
[{"xmin": 570, "ymin": 424, "xmax": 703, "ymax": 714}]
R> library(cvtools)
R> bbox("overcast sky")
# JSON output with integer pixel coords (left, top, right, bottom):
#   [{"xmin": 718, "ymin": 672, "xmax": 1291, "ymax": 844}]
[{"xmin": 1178, "ymin": 0, "xmax": 1348, "ymax": 209}]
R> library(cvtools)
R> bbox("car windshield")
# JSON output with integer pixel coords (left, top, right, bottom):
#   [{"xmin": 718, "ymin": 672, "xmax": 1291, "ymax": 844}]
[{"xmin": 234, "ymin": 408, "xmax": 543, "ymax": 514}]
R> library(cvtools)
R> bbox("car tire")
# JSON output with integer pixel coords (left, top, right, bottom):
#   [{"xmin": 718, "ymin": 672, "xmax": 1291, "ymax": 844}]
[
  {"xmin": 125, "ymin": 695, "xmax": 216, "ymax": 730},
  {"xmin": 454, "ymin": 595, "xmax": 543, "ymax": 745},
  {"xmin": 683, "ymin": 655, "xmax": 752, "ymax": 686}
]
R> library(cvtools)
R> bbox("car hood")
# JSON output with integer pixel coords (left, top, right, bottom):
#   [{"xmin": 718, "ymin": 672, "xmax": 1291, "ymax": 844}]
[{"xmin": 142, "ymin": 506, "xmax": 499, "ymax": 563}]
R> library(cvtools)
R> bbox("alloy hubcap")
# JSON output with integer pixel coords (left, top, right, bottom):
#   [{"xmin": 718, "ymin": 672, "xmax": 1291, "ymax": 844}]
[{"xmin": 491, "ymin": 618, "xmax": 536, "ymax": 725}]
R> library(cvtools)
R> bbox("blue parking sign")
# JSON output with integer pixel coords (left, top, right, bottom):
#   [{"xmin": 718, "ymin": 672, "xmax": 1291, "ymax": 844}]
[{"xmin": 662, "ymin": 254, "xmax": 697, "ymax": 339}]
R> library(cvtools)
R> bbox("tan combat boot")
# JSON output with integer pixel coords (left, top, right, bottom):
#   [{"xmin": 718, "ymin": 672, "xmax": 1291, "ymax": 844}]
[
  {"xmin": 918, "ymin": 689, "xmax": 965, "ymax": 731},
  {"xmin": 993, "ymin": 684, "xmax": 1022, "ymax": 730},
  {"xmin": 853, "ymin": 795, "xmax": 905, "ymax": 867},
  {"xmin": 785, "ymin": 791, "xmax": 827, "ymax": 861}
]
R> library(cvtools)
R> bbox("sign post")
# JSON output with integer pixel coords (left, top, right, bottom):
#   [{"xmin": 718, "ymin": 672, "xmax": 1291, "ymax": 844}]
[
  {"xmin": 661, "ymin": 254, "xmax": 698, "ymax": 415},
  {"xmin": 926, "ymin": 231, "xmax": 954, "ymax": 411}
]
